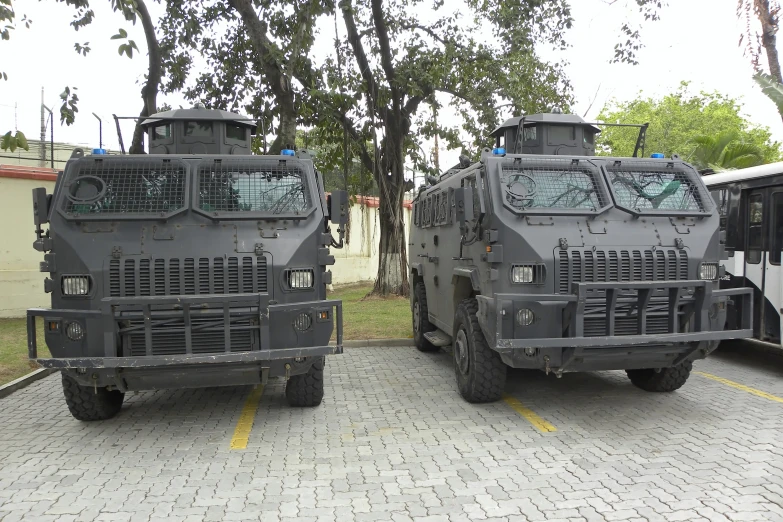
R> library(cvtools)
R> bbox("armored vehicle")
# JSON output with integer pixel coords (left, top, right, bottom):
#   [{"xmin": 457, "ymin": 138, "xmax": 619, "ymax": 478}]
[
  {"xmin": 409, "ymin": 109, "xmax": 753, "ymax": 403},
  {"xmin": 27, "ymin": 105, "xmax": 348, "ymax": 420}
]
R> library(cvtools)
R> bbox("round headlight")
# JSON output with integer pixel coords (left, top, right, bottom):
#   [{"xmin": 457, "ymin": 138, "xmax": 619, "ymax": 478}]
[
  {"xmin": 517, "ymin": 309, "xmax": 535, "ymax": 326},
  {"xmin": 66, "ymin": 322, "xmax": 84, "ymax": 341}
]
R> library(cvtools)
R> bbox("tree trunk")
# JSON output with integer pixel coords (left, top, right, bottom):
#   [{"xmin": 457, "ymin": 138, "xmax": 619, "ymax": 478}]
[
  {"xmin": 129, "ymin": 0, "xmax": 161, "ymax": 154},
  {"xmin": 267, "ymin": 92, "xmax": 297, "ymax": 154},
  {"xmin": 372, "ymin": 128, "xmax": 409, "ymax": 297},
  {"xmin": 755, "ymin": 0, "xmax": 783, "ymax": 84}
]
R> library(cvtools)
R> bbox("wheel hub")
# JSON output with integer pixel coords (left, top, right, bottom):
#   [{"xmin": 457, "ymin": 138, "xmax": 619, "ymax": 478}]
[{"xmin": 455, "ymin": 329, "xmax": 470, "ymax": 375}]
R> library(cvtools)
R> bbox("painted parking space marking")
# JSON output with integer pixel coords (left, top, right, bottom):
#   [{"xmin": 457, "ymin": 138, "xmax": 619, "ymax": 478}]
[
  {"xmin": 695, "ymin": 371, "xmax": 783, "ymax": 404},
  {"xmin": 229, "ymin": 385, "xmax": 264, "ymax": 450},
  {"xmin": 502, "ymin": 394, "xmax": 558, "ymax": 432}
]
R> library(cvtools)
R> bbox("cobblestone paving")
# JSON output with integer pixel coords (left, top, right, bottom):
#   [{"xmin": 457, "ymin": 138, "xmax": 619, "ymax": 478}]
[{"xmin": 1, "ymin": 344, "xmax": 782, "ymax": 522}]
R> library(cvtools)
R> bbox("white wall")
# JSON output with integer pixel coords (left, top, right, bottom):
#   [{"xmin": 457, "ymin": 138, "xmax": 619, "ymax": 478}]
[{"xmin": 330, "ymin": 200, "xmax": 412, "ymax": 286}]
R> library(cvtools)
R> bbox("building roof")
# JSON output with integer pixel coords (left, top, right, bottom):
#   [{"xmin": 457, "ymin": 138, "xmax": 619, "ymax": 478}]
[{"xmin": 491, "ymin": 112, "xmax": 602, "ymax": 137}]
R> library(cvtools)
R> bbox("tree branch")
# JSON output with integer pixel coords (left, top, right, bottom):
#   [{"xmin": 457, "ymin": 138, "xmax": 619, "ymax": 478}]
[
  {"xmin": 370, "ymin": 0, "xmax": 396, "ymax": 93},
  {"xmin": 340, "ymin": 0, "xmax": 379, "ymax": 105},
  {"xmin": 227, "ymin": 0, "xmax": 288, "ymax": 97}
]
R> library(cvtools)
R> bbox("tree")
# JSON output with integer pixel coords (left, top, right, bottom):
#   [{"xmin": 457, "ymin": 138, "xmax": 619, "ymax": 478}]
[
  {"xmin": 159, "ymin": 0, "xmax": 329, "ymax": 154},
  {"xmin": 690, "ymin": 131, "xmax": 765, "ymax": 171},
  {"xmin": 738, "ymin": 0, "xmax": 783, "ymax": 122},
  {"xmin": 596, "ymin": 82, "xmax": 781, "ymax": 164}
]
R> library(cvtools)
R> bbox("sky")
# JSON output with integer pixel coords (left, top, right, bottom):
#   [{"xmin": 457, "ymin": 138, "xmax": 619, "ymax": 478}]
[{"xmin": 1, "ymin": 0, "xmax": 780, "ymax": 173}]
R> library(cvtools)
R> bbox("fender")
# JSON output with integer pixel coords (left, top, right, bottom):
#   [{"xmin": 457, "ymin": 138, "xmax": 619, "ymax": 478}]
[{"xmin": 452, "ymin": 266, "xmax": 481, "ymax": 291}]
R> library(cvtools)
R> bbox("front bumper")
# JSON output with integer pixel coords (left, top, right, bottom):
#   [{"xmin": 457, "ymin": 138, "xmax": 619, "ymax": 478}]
[
  {"xmin": 478, "ymin": 280, "xmax": 752, "ymax": 370},
  {"xmin": 28, "ymin": 294, "xmax": 343, "ymax": 369}
]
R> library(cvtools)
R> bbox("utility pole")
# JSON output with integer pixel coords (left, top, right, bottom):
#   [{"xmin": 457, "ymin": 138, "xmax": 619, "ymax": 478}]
[
  {"xmin": 39, "ymin": 88, "xmax": 46, "ymax": 167},
  {"xmin": 43, "ymin": 105, "xmax": 54, "ymax": 169}
]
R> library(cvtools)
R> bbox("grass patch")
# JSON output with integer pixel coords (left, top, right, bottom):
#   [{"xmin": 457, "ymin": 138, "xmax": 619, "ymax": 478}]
[
  {"xmin": 0, "ymin": 319, "xmax": 48, "ymax": 386},
  {"xmin": 329, "ymin": 283, "xmax": 412, "ymax": 340},
  {"xmin": 0, "ymin": 284, "xmax": 410, "ymax": 384}
]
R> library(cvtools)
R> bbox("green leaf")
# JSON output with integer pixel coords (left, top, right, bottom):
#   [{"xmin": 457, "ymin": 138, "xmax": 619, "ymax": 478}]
[
  {"xmin": 0, "ymin": 131, "xmax": 11, "ymax": 151},
  {"xmin": 110, "ymin": 27, "xmax": 128, "ymax": 40},
  {"xmin": 754, "ymin": 72, "xmax": 783, "ymax": 115},
  {"xmin": 15, "ymin": 130, "xmax": 28, "ymax": 150},
  {"xmin": 8, "ymin": 135, "xmax": 16, "ymax": 152}
]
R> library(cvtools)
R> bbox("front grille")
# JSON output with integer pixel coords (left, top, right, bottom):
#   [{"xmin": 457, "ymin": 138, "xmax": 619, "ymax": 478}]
[
  {"xmin": 558, "ymin": 249, "xmax": 688, "ymax": 294},
  {"xmin": 580, "ymin": 294, "xmax": 687, "ymax": 337},
  {"xmin": 123, "ymin": 315, "xmax": 256, "ymax": 356},
  {"xmin": 109, "ymin": 256, "xmax": 268, "ymax": 297}
]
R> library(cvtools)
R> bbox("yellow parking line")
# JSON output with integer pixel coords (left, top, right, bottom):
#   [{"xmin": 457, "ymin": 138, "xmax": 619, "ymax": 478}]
[
  {"xmin": 502, "ymin": 395, "xmax": 557, "ymax": 432},
  {"xmin": 230, "ymin": 385, "xmax": 264, "ymax": 450},
  {"xmin": 695, "ymin": 372, "xmax": 783, "ymax": 404}
]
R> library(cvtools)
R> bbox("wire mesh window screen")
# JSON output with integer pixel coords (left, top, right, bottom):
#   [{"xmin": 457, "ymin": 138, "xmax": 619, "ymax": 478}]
[
  {"xmin": 199, "ymin": 161, "xmax": 311, "ymax": 214},
  {"xmin": 500, "ymin": 160, "xmax": 606, "ymax": 212},
  {"xmin": 63, "ymin": 159, "xmax": 187, "ymax": 215},
  {"xmin": 606, "ymin": 164, "xmax": 708, "ymax": 213}
]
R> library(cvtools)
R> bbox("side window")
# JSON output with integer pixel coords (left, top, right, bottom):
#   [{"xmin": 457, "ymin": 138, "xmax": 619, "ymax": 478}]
[
  {"xmin": 747, "ymin": 193, "xmax": 764, "ymax": 264},
  {"xmin": 462, "ymin": 174, "xmax": 482, "ymax": 220},
  {"xmin": 413, "ymin": 201, "xmax": 420, "ymax": 227},
  {"xmin": 771, "ymin": 192, "xmax": 783, "ymax": 265}
]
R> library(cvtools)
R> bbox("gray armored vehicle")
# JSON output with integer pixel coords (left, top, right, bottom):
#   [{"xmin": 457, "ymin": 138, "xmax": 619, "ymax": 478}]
[
  {"xmin": 27, "ymin": 105, "xmax": 348, "ymax": 420},
  {"xmin": 409, "ymin": 110, "xmax": 753, "ymax": 403}
]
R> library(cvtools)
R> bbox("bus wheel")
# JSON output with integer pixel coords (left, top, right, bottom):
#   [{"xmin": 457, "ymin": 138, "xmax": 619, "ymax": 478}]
[
  {"xmin": 61, "ymin": 373, "xmax": 124, "ymax": 421},
  {"xmin": 286, "ymin": 357, "xmax": 325, "ymax": 407},
  {"xmin": 453, "ymin": 298, "xmax": 506, "ymax": 403},
  {"xmin": 412, "ymin": 282, "xmax": 438, "ymax": 352},
  {"xmin": 626, "ymin": 361, "xmax": 692, "ymax": 392}
]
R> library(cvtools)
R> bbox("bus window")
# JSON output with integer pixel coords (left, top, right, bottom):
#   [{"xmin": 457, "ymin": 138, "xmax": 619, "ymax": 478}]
[
  {"xmin": 771, "ymin": 192, "xmax": 783, "ymax": 265},
  {"xmin": 748, "ymin": 193, "xmax": 764, "ymax": 264}
]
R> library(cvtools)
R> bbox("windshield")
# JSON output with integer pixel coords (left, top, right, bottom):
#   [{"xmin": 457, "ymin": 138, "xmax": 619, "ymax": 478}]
[
  {"xmin": 606, "ymin": 166, "xmax": 707, "ymax": 213},
  {"xmin": 499, "ymin": 163, "xmax": 608, "ymax": 212},
  {"xmin": 198, "ymin": 161, "xmax": 311, "ymax": 215},
  {"xmin": 61, "ymin": 159, "xmax": 187, "ymax": 217}
]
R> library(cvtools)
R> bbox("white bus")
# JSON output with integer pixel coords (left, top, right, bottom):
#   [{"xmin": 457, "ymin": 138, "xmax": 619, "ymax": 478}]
[{"xmin": 704, "ymin": 162, "xmax": 783, "ymax": 348}]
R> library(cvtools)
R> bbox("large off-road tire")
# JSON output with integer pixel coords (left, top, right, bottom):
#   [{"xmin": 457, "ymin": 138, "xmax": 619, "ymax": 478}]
[
  {"xmin": 412, "ymin": 282, "xmax": 438, "ymax": 352},
  {"xmin": 453, "ymin": 298, "xmax": 506, "ymax": 403},
  {"xmin": 61, "ymin": 373, "xmax": 124, "ymax": 421},
  {"xmin": 285, "ymin": 357, "xmax": 325, "ymax": 407},
  {"xmin": 626, "ymin": 361, "xmax": 693, "ymax": 392}
]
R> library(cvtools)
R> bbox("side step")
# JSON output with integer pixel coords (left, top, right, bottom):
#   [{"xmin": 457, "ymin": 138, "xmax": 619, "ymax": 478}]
[{"xmin": 423, "ymin": 330, "xmax": 452, "ymax": 347}]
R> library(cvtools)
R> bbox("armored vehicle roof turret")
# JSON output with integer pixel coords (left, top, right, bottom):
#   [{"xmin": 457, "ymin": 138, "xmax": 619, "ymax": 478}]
[
  {"xmin": 140, "ymin": 103, "xmax": 256, "ymax": 155},
  {"xmin": 491, "ymin": 108, "xmax": 602, "ymax": 157}
]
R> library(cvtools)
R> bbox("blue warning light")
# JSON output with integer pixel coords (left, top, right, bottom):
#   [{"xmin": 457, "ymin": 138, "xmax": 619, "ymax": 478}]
[
  {"xmin": 281, "ymin": 149, "xmax": 296, "ymax": 156},
  {"xmin": 92, "ymin": 148, "xmax": 107, "ymax": 155},
  {"xmin": 492, "ymin": 147, "xmax": 506, "ymax": 155},
  {"xmin": 651, "ymin": 153, "xmax": 665, "ymax": 159}
]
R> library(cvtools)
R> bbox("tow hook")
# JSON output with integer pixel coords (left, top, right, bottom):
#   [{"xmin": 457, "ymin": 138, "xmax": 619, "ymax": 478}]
[
  {"xmin": 92, "ymin": 373, "xmax": 98, "ymax": 394},
  {"xmin": 285, "ymin": 363, "xmax": 291, "ymax": 381},
  {"xmin": 544, "ymin": 356, "xmax": 551, "ymax": 375}
]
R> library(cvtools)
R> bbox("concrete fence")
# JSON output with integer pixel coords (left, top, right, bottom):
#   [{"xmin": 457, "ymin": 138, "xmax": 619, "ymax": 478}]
[{"xmin": 0, "ymin": 164, "xmax": 411, "ymax": 318}]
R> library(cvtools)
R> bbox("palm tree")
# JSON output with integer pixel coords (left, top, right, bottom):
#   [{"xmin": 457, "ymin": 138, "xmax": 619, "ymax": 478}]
[{"xmin": 688, "ymin": 131, "xmax": 765, "ymax": 172}]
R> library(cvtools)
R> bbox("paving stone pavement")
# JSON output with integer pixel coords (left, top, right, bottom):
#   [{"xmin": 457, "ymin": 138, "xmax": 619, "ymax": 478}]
[{"xmin": 1, "ymin": 343, "xmax": 782, "ymax": 522}]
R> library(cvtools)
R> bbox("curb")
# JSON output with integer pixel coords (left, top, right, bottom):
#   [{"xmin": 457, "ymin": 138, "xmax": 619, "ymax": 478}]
[
  {"xmin": 0, "ymin": 368, "xmax": 56, "ymax": 400},
  {"xmin": 341, "ymin": 338, "xmax": 414, "ymax": 348}
]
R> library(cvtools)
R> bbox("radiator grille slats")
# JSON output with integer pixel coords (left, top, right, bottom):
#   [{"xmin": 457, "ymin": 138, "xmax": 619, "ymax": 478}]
[
  {"xmin": 109, "ymin": 257, "xmax": 268, "ymax": 297},
  {"xmin": 558, "ymin": 249, "xmax": 690, "ymax": 293}
]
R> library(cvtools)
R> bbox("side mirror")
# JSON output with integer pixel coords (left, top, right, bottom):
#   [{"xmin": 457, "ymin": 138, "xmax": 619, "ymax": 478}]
[
  {"xmin": 454, "ymin": 186, "xmax": 474, "ymax": 230},
  {"xmin": 328, "ymin": 190, "xmax": 349, "ymax": 225},
  {"xmin": 32, "ymin": 187, "xmax": 50, "ymax": 226}
]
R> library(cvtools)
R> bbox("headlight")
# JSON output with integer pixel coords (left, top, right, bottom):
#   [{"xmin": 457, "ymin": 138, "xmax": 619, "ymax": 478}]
[
  {"xmin": 286, "ymin": 268, "xmax": 314, "ymax": 289},
  {"xmin": 511, "ymin": 264, "xmax": 544, "ymax": 284},
  {"xmin": 62, "ymin": 275, "xmax": 90, "ymax": 296},
  {"xmin": 66, "ymin": 321, "xmax": 84, "ymax": 340},
  {"xmin": 517, "ymin": 308, "xmax": 535, "ymax": 326},
  {"xmin": 699, "ymin": 263, "xmax": 718, "ymax": 281}
]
